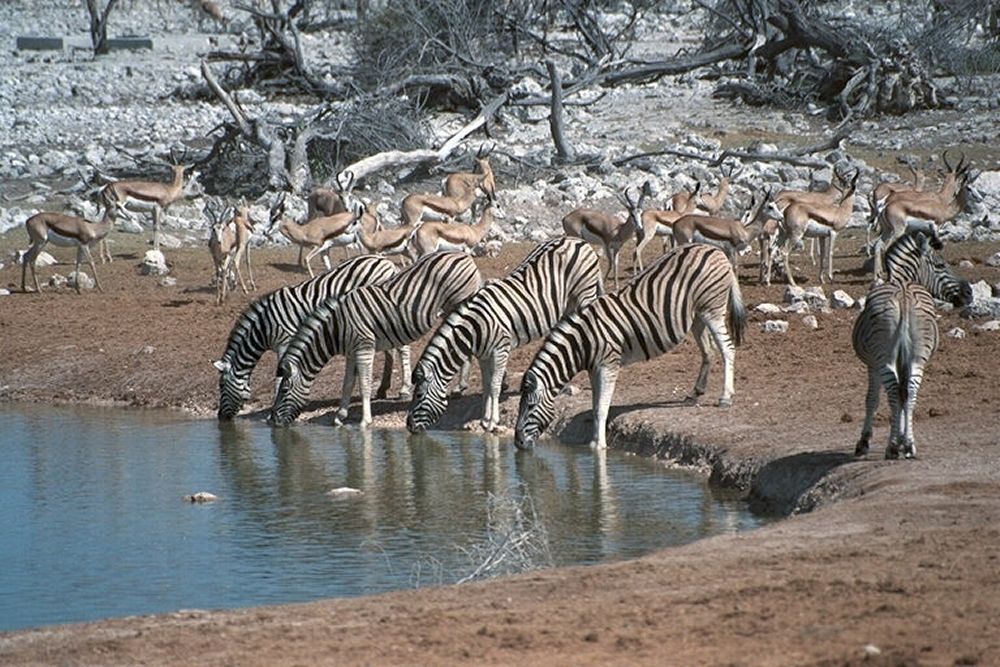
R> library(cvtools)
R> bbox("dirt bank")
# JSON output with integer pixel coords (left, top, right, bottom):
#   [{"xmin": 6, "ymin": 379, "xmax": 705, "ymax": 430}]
[{"xmin": 1, "ymin": 234, "xmax": 999, "ymax": 665}]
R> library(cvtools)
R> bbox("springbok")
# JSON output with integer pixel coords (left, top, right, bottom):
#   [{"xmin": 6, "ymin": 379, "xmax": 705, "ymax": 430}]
[
  {"xmin": 563, "ymin": 185, "xmax": 647, "ymax": 290},
  {"xmin": 21, "ymin": 205, "xmax": 116, "ymax": 294},
  {"xmin": 207, "ymin": 200, "xmax": 256, "ymax": 305}
]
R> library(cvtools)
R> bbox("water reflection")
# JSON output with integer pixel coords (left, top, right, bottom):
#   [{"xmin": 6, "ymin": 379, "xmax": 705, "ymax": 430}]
[{"xmin": 0, "ymin": 404, "xmax": 766, "ymax": 632}]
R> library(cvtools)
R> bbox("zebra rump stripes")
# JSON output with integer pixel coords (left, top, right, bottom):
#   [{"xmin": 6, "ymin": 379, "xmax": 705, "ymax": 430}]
[
  {"xmin": 852, "ymin": 231, "xmax": 972, "ymax": 459},
  {"xmin": 515, "ymin": 243, "xmax": 746, "ymax": 450},
  {"xmin": 406, "ymin": 237, "xmax": 603, "ymax": 433},
  {"xmin": 214, "ymin": 255, "xmax": 397, "ymax": 420},
  {"xmin": 270, "ymin": 251, "xmax": 483, "ymax": 427}
]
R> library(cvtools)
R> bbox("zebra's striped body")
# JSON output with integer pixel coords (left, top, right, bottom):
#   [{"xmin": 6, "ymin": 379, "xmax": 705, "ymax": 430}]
[
  {"xmin": 852, "ymin": 231, "xmax": 972, "ymax": 459},
  {"xmin": 214, "ymin": 255, "xmax": 397, "ymax": 420},
  {"xmin": 270, "ymin": 251, "xmax": 484, "ymax": 427},
  {"xmin": 406, "ymin": 237, "xmax": 603, "ymax": 433},
  {"xmin": 515, "ymin": 244, "xmax": 746, "ymax": 450}
]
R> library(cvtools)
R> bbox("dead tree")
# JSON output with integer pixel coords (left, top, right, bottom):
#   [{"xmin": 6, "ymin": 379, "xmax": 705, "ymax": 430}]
[{"xmin": 85, "ymin": 0, "xmax": 120, "ymax": 55}]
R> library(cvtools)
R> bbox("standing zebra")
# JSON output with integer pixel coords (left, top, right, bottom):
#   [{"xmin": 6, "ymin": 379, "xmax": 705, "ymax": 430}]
[
  {"xmin": 214, "ymin": 255, "xmax": 397, "ymax": 420},
  {"xmin": 406, "ymin": 237, "xmax": 603, "ymax": 434},
  {"xmin": 515, "ymin": 243, "xmax": 746, "ymax": 450},
  {"xmin": 852, "ymin": 231, "xmax": 972, "ymax": 459},
  {"xmin": 269, "ymin": 251, "xmax": 483, "ymax": 427}
]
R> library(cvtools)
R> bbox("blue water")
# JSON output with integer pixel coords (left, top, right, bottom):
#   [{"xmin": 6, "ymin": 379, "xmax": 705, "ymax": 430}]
[{"xmin": 0, "ymin": 403, "xmax": 764, "ymax": 632}]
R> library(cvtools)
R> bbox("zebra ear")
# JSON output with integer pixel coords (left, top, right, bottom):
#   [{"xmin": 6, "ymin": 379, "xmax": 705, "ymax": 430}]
[{"xmin": 213, "ymin": 360, "xmax": 231, "ymax": 373}]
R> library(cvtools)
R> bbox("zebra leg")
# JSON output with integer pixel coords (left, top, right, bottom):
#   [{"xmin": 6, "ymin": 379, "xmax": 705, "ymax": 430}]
[
  {"xmin": 901, "ymin": 373, "xmax": 925, "ymax": 459},
  {"xmin": 855, "ymin": 368, "xmax": 880, "ymax": 456},
  {"xmin": 375, "ymin": 349, "xmax": 393, "ymax": 400},
  {"xmin": 883, "ymin": 376, "xmax": 903, "ymax": 460},
  {"xmin": 685, "ymin": 320, "xmax": 712, "ymax": 405},
  {"xmin": 589, "ymin": 361, "xmax": 620, "ymax": 449},
  {"xmin": 355, "ymin": 343, "xmax": 377, "ymax": 427},
  {"xmin": 397, "ymin": 345, "xmax": 413, "ymax": 399},
  {"xmin": 482, "ymin": 343, "xmax": 510, "ymax": 432},
  {"xmin": 704, "ymin": 313, "xmax": 737, "ymax": 407},
  {"xmin": 452, "ymin": 359, "xmax": 472, "ymax": 396},
  {"xmin": 334, "ymin": 355, "xmax": 358, "ymax": 426}
]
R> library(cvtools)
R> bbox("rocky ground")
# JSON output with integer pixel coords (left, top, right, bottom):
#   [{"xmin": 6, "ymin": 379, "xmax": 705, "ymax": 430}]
[{"xmin": 2, "ymin": 2, "xmax": 1000, "ymax": 665}]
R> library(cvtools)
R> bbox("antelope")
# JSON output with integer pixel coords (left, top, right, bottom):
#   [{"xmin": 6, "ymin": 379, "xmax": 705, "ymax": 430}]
[
  {"xmin": 672, "ymin": 192, "xmax": 773, "ymax": 271},
  {"xmin": 401, "ymin": 172, "xmax": 488, "ymax": 226},
  {"xmin": 296, "ymin": 171, "xmax": 356, "ymax": 268},
  {"xmin": 673, "ymin": 165, "xmax": 738, "ymax": 215},
  {"xmin": 866, "ymin": 162, "xmax": 928, "ymax": 255},
  {"xmin": 632, "ymin": 183, "xmax": 702, "ymax": 273},
  {"xmin": 872, "ymin": 167, "xmax": 977, "ymax": 280},
  {"xmin": 443, "ymin": 143, "xmax": 497, "ymax": 207},
  {"xmin": 99, "ymin": 150, "xmax": 190, "ymax": 253},
  {"xmin": 195, "ymin": 0, "xmax": 228, "ymax": 29},
  {"xmin": 266, "ymin": 192, "xmax": 363, "ymax": 278},
  {"xmin": 207, "ymin": 200, "xmax": 256, "ymax": 305},
  {"xmin": 563, "ymin": 185, "xmax": 647, "ymax": 290},
  {"xmin": 409, "ymin": 202, "xmax": 495, "ymax": 257},
  {"xmin": 769, "ymin": 171, "xmax": 860, "ymax": 286},
  {"xmin": 355, "ymin": 202, "xmax": 415, "ymax": 261},
  {"xmin": 21, "ymin": 205, "xmax": 116, "ymax": 294}
]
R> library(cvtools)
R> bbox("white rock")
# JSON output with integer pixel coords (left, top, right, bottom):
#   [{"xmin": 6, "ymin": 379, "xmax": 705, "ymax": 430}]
[
  {"xmin": 184, "ymin": 492, "xmax": 218, "ymax": 503},
  {"xmin": 755, "ymin": 302, "xmax": 782, "ymax": 314},
  {"xmin": 971, "ymin": 280, "xmax": 993, "ymax": 302},
  {"xmin": 801, "ymin": 315, "xmax": 819, "ymax": 330},
  {"xmin": 856, "ymin": 296, "xmax": 866, "ymax": 309},
  {"xmin": 16, "ymin": 249, "xmax": 57, "ymax": 267},
  {"xmin": 762, "ymin": 320, "xmax": 789, "ymax": 333},
  {"xmin": 326, "ymin": 487, "xmax": 363, "ymax": 498},
  {"xmin": 159, "ymin": 276, "xmax": 177, "ymax": 287},
  {"xmin": 157, "ymin": 232, "xmax": 183, "ymax": 249},
  {"xmin": 67, "ymin": 271, "xmax": 95, "ymax": 290},
  {"xmin": 958, "ymin": 259, "xmax": 975, "ymax": 270},
  {"xmin": 119, "ymin": 217, "xmax": 145, "ymax": 234},
  {"xmin": 140, "ymin": 249, "xmax": 169, "ymax": 276},
  {"xmin": 974, "ymin": 320, "xmax": 1000, "ymax": 332},
  {"xmin": 49, "ymin": 274, "xmax": 68, "ymax": 289},
  {"xmin": 782, "ymin": 301, "xmax": 810, "ymax": 314},
  {"xmin": 947, "ymin": 327, "xmax": 966, "ymax": 339},
  {"xmin": 831, "ymin": 289, "xmax": 855, "ymax": 309},
  {"xmin": 986, "ymin": 252, "xmax": 1000, "ymax": 268},
  {"xmin": 803, "ymin": 286, "xmax": 828, "ymax": 309},
  {"xmin": 783, "ymin": 285, "xmax": 805, "ymax": 304},
  {"xmin": 0, "ymin": 288, "xmax": 10, "ymax": 296}
]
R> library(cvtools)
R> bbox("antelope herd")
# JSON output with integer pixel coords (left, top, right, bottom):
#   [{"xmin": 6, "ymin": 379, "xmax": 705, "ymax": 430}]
[{"xmin": 15, "ymin": 142, "xmax": 986, "ymax": 459}]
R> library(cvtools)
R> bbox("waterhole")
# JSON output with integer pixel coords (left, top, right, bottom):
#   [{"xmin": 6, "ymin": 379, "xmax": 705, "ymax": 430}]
[{"xmin": 0, "ymin": 403, "xmax": 766, "ymax": 631}]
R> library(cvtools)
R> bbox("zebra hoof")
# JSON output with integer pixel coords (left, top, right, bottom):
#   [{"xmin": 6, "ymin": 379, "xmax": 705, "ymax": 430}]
[
  {"xmin": 683, "ymin": 394, "xmax": 699, "ymax": 406},
  {"xmin": 903, "ymin": 444, "xmax": 917, "ymax": 459},
  {"xmin": 884, "ymin": 446, "xmax": 901, "ymax": 460},
  {"xmin": 854, "ymin": 439, "xmax": 870, "ymax": 457},
  {"xmin": 374, "ymin": 388, "xmax": 389, "ymax": 400},
  {"xmin": 718, "ymin": 398, "xmax": 733, "ymax": 408}
]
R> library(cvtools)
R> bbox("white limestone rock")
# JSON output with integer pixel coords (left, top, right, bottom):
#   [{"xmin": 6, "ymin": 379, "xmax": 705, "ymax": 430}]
[
  {"xmin": 48, "ymin": 274, "xmax": 68, "ymax": 288},
  {"xmin": 782, "ymin": 301, "xmax": 810, "ymax": 314},
  {"xmin": 67, "ymin": 271, "xmax": 95, "ymax": 290},
  {"xmin": 803, "ymin": 286, "xmax": 828, "ymax": 310},
  {"xmin": 763, "ymin": 320, "xmax": 789, "ymax": 333},
  {"xmin": 831, "ymin": 290, "xmax": 855, "ymax": 309},
  {"xmin": 783, "ymin": 285, "xmax": 805, "ymax": 304},
  {"xmin": 801, "ymin": 315, "xmax": 819, "ymax": 330},
  {"xmin": 755, "ymin": 302, "xmax": 782, "ymax": 314},
  {"xmin": 986, "ymin": 252, "xmax": 1000, "ymax": 268},
  {"xmin": 946, "ymin": 327, "xmax": 966, "ymax": 339},
  {"xmin": 974, "ymin": 320, "xmax": 1000, "ymax": 332},
  {"xmin": 139, "ymin": 249, "xmax": 169, "ymax": 276}
]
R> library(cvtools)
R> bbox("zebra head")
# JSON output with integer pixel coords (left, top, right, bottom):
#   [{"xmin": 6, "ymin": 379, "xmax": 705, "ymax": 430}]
[
  {"xmin": 268, "ymin": 358, "xmax": 309, "ymax": 426},
  {"xmin": 406, "ymin": 360, "xmax": 449, "ymax": 433},
  {"xmin": 514, "ymin": 370, "xmax": 556, "ymax": 450},
  {"xmin": 214, "ymin": 359, "xmax": 250, "ymax": 421},
  {"xmin": 886, "ymin": 232, "xmax": 973, "ymax": 308}
]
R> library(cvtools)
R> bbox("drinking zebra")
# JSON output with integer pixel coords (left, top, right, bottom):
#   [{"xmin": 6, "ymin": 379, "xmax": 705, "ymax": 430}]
[
  {"xmin": 515, "ymin": 243, "xmax": 746, "ymax": 450},
  {"xmin": 406, "ymin": 237, "xmax": 603, "ymax": 433},
  {"xmin": 852, "ymin": 231, "xmax": 973, "ymax": 459},
  {"xmin": 269, "ymin": 251, "xmax": 484, "ymax": 427},
  {"xmin": 214, "ymin": 255, "xmax": 397, "ymax": 420}
]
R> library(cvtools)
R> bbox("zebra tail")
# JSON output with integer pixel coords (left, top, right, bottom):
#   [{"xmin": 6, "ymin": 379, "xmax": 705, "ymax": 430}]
[
  {"xmin": 895, "ymin": 311, "xmax": 914, "ymax": 406},
  {"xmin": 728, "ymin": 276, "xmax": 747, "ymax": 347}
]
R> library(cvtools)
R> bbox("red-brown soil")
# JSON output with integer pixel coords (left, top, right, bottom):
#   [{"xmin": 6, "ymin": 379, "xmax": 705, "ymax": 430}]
[{"xmin": 1, "ymin": 233, "xmax": 999, "ymax": 666}]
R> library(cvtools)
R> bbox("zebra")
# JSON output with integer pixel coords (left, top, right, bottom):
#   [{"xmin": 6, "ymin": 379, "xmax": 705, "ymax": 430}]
[
  {"xmin": 852, "ymin": 231, "xmax": 973, "ymax": 459},
  {"xmin": 515, "ymin": 243, "xmax": 746, "ymax": 450},
  {"xmin": 214, "ymin": 255, "xmax": 397, "ymax": 421},
  {"xmin": 269, "ymin": 251, "xmax": 484, "ymax": 427},
  {"xmin": 406, "ymin": 237, "xmax": 604, "ymax": 434}
]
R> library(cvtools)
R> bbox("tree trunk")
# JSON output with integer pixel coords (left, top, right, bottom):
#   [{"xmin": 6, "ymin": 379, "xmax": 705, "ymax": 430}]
[
  {"xmin": 86, "ymin": 0, "xmax": 119, "ymax": 56},
  {"xmin": 546, "ymin": 60, "xmax": 576, "ymax": 163}
]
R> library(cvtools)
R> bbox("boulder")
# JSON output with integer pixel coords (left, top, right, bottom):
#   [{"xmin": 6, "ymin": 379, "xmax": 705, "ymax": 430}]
[
  {"xmin": 946, "ymin": 327, "xmax": 966, "ymax": 339},
  {"xmin": 48, "ymin": 274, "xmax": 68, "ymax": 288},
  {"xmin": 67, "ymin": 271, "xmax": 95, "ymax": 290},
  {"xmin": 801, "ymin": 315, "xmax": 819, "ymax": 330},
  {"xmin": 974, "ymin": 320, "xmax": 1000, "ymax": 332},
  {"xmin": 783, "ymin": 285, "xmax": 805, "ymax": 304},
  {"xmin": 803, "ymin": 286, "xmax": 828, "ymax": 310},
  {"xmin": 755, "ymin": 302, "xmax": 782, "ymax": 314},
  {"xmin": 782, "ymin": 301, "xmax": 810, "ymax": 314},
  {"xmin": 986, "ymin": 252, "xmax": 1000, "ymax": 268}
]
